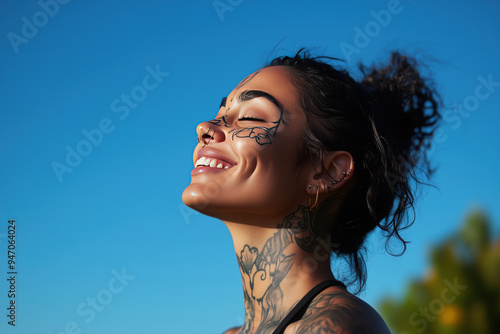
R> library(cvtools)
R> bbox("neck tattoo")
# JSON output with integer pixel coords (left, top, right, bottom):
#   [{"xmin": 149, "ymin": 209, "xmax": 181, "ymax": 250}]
[{"xmin": 236, "ymin": 206, "xmax": 323, "ymax": 333}]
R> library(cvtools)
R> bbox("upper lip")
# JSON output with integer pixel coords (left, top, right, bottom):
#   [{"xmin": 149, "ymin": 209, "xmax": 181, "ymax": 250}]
[{"xmin": 195, "ymin": 148, "xmax": 237, "ymax": 168}]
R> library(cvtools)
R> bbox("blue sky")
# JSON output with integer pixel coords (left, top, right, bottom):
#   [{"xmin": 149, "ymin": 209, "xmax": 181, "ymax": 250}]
[{"xmin": 1, "ymin": 0, "xmax": 499, "ymax": 333}]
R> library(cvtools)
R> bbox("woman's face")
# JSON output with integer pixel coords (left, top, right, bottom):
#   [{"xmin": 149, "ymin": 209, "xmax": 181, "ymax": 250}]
[{"xmin": 182, "ymin": 66, "xmax": 313, "ymax": 223}]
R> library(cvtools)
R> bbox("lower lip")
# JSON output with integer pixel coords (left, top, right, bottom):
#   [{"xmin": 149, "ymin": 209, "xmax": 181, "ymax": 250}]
[{"xmin": 191, "ymin": 166, "xmax": 233, "ymax": 176}]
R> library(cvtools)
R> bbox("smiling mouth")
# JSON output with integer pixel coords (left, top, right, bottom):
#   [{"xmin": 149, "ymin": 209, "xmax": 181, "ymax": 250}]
[{"xmin": 195, "ymin": 157, "xmax": 235, "ymax": 169}]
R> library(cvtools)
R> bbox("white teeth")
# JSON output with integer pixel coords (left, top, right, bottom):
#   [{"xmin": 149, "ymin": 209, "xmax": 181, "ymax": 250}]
[
  {"xmin": 195, "ymin": 156, "xmax": 233, "ymax": 169},
  {"xmin": 195, "ymin": 157, "xmax": 206, "ymax": 167}
]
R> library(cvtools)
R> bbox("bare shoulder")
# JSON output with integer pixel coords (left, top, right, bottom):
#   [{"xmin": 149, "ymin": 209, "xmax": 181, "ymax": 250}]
[
  {"xmin": 286, "ymin": 287, "xmax": 391, "ymax": 334},
  {"xmin": 222, "ymin": 326, "xmax": 241, "ymax": 334}
]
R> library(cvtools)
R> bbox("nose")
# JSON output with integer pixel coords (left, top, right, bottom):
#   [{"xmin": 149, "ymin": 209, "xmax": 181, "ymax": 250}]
[{"xmin": 196, "ymin": 122, "xmax": 226, "ymax": 147}]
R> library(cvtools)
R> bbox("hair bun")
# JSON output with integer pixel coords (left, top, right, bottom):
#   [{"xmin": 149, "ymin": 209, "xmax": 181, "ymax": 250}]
[{"xmin": 359, "ymin": 52, "xmax": 441, "ymax": 168}]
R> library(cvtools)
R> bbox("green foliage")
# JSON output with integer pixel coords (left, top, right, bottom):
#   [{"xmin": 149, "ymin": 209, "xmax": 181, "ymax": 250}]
[{"xmin": 379, "ymin": 210, "xmax": 500, "ymax": 334}]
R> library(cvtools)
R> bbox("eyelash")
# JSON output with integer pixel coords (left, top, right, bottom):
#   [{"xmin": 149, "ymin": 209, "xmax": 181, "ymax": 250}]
[{"xmin": 238, "ymin": 116, "xmax": 265, "ymax": 122}]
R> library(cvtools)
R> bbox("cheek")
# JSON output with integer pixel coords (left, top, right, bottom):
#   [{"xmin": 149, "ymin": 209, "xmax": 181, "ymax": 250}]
[
  {"xmin": 234, "ymin": 135, "xmax": 301, "ymax": 182},
  {"xmin": 231, "ymin": 139, "xmax": 261, "ymax": 175}
]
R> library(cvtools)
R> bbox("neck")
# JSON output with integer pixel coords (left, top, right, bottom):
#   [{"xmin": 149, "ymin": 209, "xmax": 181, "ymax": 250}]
[{"xmin": 224, "ymin": 206, "xmax": 334, "ymax": 334}]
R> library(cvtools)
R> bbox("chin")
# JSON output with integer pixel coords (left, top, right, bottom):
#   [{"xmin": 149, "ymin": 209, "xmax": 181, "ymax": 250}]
[
  {"xmin": 182, "ymin": 186, "xmax": 208, "ymax": 211},
  {"xmin": 181, "ymin": 186, "xmax": 239, "ymax": 222},
  {"xmin": 181, "ymin": 185, "xmax": 226, "ymax": 217}
]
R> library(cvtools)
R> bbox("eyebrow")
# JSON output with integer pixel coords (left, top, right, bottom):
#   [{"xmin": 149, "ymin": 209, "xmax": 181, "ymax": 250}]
[{"xmin": 237, "ymin": 90, "xmax": 285, "ymax": 114}]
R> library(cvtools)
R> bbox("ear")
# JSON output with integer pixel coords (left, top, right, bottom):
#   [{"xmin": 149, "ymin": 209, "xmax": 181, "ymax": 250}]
[{"xmin": 305, "ymin": 151, "xmax": 354, "ymax": 195}]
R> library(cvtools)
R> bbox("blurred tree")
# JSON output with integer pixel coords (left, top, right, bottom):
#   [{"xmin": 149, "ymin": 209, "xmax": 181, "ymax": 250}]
[{"xmin": 378, "ymin": 210, "xmax": 500, "ymax": 334}]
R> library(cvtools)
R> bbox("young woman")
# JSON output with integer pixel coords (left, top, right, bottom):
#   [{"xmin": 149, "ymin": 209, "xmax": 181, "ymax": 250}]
[{"xmin": 182, "ymin": 50, "xmax": 440, "ymax": 334}]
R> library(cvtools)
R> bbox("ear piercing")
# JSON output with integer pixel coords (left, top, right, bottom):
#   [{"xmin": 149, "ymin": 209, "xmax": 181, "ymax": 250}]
[
  {"xmin": 309, "ymin": 184, "xmax": 320, "ymax": 211},
  {"xmin": 330, "ymin": 169, "xmax": 352, "ymax": 188},
  {"xmin": 307, "ymin": 168, "xmax": 352, "ymax": 193},
  {"xmin": 307, "ymin": 168, "xmax": 353, "ymax": 210}
]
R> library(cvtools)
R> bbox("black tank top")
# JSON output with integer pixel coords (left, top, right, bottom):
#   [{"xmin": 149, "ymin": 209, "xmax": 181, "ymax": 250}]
[{"xmin": 272, "ymin": 279, "xmax": 346, "ymax": 334}]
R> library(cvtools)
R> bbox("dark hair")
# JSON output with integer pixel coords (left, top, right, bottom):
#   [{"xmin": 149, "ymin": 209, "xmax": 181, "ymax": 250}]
[{"xmin": 266, "ymin": 50, "xmax": 441, "ymax": 292}]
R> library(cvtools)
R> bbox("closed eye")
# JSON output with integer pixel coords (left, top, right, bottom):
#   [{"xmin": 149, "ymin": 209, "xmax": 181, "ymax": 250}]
[{"xmin": 238, "ymin": 116, "xmax": 265, "ymax": 122}]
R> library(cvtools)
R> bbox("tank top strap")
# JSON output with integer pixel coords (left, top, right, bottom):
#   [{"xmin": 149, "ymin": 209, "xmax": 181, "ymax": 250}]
[{"xmin": 272, "ymin": 279, "xmax": 346, "ymax": 334}]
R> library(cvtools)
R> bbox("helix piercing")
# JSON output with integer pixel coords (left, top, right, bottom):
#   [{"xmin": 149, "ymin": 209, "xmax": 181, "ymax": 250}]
[{"xmin": 331, "ymin": 169, "xmax": 352, "ymax": 185}]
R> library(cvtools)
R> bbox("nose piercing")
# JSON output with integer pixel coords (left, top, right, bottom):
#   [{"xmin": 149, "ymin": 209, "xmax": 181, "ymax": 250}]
[{"xmin": 198, "ymin": 127, "xmax": 213, "ymax": 148}]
